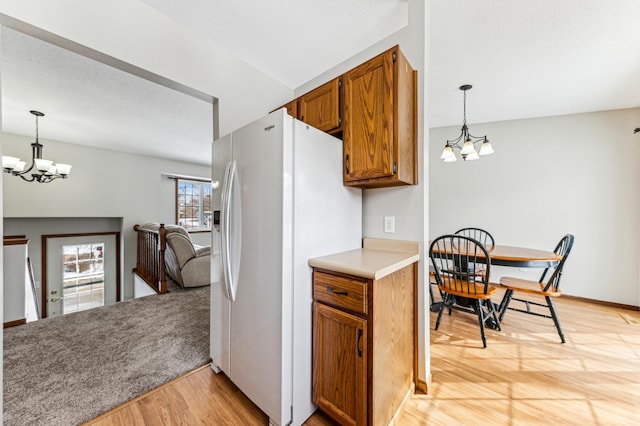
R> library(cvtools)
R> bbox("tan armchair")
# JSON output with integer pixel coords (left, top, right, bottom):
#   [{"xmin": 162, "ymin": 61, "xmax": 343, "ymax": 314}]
[{"xmin": 163, "ymin": 225, "xmax": 211, "ymax": 288}]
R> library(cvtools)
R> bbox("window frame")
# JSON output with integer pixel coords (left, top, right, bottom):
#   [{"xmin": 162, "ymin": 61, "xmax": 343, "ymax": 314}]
[{"xmin": 175, "ymin": 177, "xmax": 212, "ymax": 233}]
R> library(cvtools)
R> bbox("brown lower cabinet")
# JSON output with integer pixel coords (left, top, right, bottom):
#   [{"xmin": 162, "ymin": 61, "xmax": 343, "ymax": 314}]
[
  {"xmin": 312, "ymin": 265, "xmax": 416, "ymax": 425},
  {"xmin": 313, "ymin": 303, "xmax": 367, "ymax": 425}
]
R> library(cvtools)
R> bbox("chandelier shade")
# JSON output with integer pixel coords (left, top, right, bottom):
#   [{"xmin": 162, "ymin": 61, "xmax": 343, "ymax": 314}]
[
  {"xmin": 441, "ymin": 85, "xmax": 494, "ymax": 162},
  {"xmin": 2, "ymin": 110, "xmax": 72, "ymax": 183}
]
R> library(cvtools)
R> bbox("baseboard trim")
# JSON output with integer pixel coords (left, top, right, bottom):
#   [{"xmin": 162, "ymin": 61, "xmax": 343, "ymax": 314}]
[
  {"xmin": 563, "ymin": 294, "xmax": 639, "ymax": 311},
  {"xmin": 388, "ymin": 383, "xmax": 414, "ymax": 426},
  {"xmin": 4, "ymin": 318, "xmax": 27, "ymax": 328},
  {"xmin": 416, "ymin": 377, "xmax": 429, "ymax": 394}
]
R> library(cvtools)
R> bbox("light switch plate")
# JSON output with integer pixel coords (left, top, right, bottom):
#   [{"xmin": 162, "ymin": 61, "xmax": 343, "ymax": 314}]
[{"xmin": 384, "ymin": 216, "xmax": 395, "ymax": 233}]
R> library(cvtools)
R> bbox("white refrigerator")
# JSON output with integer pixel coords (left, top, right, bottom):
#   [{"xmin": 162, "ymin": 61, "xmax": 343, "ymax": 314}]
[{"xmin": 210, "ymin": 109, "xmax": 362, "ymax": 426}]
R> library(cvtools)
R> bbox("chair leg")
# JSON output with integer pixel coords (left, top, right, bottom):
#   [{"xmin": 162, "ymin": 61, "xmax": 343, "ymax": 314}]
[
  {"xmin": 489, "ymin": 299, "xmax": 502, "ymax": 331},
  {"xmin": 435, "ymin": 293, "xmax": 447, "ymax": 330},
  {"xmin": 546, "ymin": 296, "xmax": 566, "ymax": 343},
  {"xmin": 498, "ymin": 289, "xmax": 514, "ymax": 323},
  {"xmin": 476, "ymin": 299, "xmax": 487, "ymax": 348},
  {"xmin": 429, "ymin": 283, "xmax": 443, "ymax": 312}
]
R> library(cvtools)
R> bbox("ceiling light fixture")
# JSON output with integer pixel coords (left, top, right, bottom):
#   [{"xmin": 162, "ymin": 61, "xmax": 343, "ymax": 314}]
[
  {"xmin": 440, "ymin": 85, "xmax": 494, "ymax": 162},
  {"xmin": 2, "ymin": 110, "xmax": 72, "ymax": 183}
]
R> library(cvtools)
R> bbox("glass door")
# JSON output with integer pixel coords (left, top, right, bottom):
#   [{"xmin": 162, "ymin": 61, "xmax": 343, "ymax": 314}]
[{"xmin": 45, "ymin": 234, "xmax": 119, "ymax": 317}]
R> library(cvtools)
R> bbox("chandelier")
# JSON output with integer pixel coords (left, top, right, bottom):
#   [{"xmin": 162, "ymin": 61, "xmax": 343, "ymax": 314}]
[
  {"xmin": 440, "ymin": 85, "xmax": 494, "ymax": 162},
  {"xmin": 2, "ymin": 110, "xmax": 72, "ymax": 183}
]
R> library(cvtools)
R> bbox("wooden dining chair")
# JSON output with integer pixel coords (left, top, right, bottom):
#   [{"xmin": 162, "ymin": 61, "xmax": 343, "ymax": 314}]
[
  {"xmin": 429, "ymin": 234, "xmax": 501, "ymax": 348},
  {"xmin": 454, "ymin": 227, "xmax": 495, "ymax": 250},
  {"xmin": 498, "ymin": 234, "xmax": 575, "ymax": 343},
  {"xmin": 454, "ymin": 227, "xmax": 494, "ymax": 280}
]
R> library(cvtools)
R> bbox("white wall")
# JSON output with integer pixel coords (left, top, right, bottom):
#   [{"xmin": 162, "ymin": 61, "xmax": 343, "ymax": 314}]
[
  {"xmin": 3, "ymin": 132, "xmax": 211, "ymax": 300},
  {"xmin": 3, "ymin": 242, "xmax": 27, "ymax": 323},
  {"xmin": 429, "ymin": 108, "xmax": 640, "ymax": 307},
  {"xmin": 296, "ymin": 0, "xmax": 430, "ymax": 384}
]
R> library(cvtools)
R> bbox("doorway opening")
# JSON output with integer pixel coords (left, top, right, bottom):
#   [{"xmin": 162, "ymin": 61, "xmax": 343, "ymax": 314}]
[{"xmin": 42, "ymin": 232, "xmax": 120, "ymax": 318}]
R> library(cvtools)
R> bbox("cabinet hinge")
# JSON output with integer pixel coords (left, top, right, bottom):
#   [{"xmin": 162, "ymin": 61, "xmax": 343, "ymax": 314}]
[
  {"xmin": 393, "ymin": 162, "xmax": 397, "ymax": 174},
  {"xmin": 338, "ymin": 79, "xmax": 342, "ymax": 87},
  {"xmin": 345, "ymin": 154, "xmax": 350, "ymax": 175},
  {"xmin": 392, "ymin": 52, "xmax": 397, "ymax": 63},
  {"xmin": 338, "ymin": 117, "xmax": 342, "ymax": 125}
]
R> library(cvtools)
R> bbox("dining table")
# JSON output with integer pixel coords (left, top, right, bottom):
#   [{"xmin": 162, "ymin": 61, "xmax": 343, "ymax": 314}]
[
  {"xmin": 428, "ymin": 242, "xmax": 562, "ymax": 315},
  {"xmin": 429, "ymin": 242, "xmax": 562, "ymax": 268}
]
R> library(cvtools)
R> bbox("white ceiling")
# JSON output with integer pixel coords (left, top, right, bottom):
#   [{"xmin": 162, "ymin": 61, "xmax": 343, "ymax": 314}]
[
  {"xmin": 429, "ymin": 0, "xmax": 640, "ymax": 127},
  {"xmin": 2, "ymin": 0, "xmax": 639, "ymax": 165},
  {"xmin": 140, "ymin": 0, "xmax": 640, "ymax": 127},
  {"xmin": 1, "ymin": 27, "xmax": 214, "ymax": 165},
  {"xmin": 139, "ymin": 0, "xmax": 410, "ymax": 89}
]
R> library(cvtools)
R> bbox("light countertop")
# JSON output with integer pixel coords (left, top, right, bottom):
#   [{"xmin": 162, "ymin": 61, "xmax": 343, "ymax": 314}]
[{"xmin": 308, "ymin": 238, "xmax": 420, "ymax": 280}]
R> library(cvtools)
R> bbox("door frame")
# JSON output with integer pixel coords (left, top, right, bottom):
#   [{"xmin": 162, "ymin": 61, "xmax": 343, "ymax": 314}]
[{"xmin": 41, "ymin": 231, "xmax": 121, "ymax": 318}]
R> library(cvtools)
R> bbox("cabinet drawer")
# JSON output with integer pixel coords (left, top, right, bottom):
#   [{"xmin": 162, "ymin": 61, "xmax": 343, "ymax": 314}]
[{"xmin": 313, "ymin": 271, "xmax": 368, "ymax": 315}]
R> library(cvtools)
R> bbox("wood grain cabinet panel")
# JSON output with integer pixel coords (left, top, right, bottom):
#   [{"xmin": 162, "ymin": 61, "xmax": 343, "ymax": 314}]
[
  {"xmin": 313, "ymin": 302, "xmax": 367, "ymax": 426},
  {"xmin": 343, "ymin": 45, "xmax": 417, "ymax": 188},
  {"xmin": 313, "ymin": 271, "xmax": 367, "ymax": 315},
  {"xmin": 298, "ymin": 78, "xmax": 342, "ymax": 133},
  {"xmin": 312, "ymin": 265, "xmax": 416, "ymax": 425}
]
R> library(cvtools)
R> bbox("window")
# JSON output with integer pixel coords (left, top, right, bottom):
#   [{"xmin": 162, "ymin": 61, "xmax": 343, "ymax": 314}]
[
  {"xmin": 176, "ymin": 179, "xmax": 212, "ymax": 231},
  {"xmin": 62, "ymin": 242, "xmax": 105, "ymax": 314}
]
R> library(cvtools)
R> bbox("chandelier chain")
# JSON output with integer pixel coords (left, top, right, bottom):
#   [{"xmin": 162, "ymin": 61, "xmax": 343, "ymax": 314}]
[{"xmin": 463, "ymin": 88, "xmax": 467, "ymax": 127}]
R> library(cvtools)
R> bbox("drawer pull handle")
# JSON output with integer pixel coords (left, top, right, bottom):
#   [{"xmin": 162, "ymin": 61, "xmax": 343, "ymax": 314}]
[
  {"xmin": 357, "ymin": 329, "xmax": 363, "ymax": 357},
  {"xmin": 327, "ymin": 287, "xmax": 348, "ymax": 296}
]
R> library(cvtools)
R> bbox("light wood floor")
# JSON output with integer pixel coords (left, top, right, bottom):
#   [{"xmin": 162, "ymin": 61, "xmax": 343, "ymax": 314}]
[{"xmin": 86, "ymin": 291, "xmax": 640, "ymax": 425}]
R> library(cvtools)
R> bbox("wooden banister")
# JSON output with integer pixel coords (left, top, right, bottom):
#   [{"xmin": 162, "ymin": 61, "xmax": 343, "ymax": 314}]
[
  {"xmin": 3, "ymin": 236, "xmax": 29, "ymax": 246},
  {"xmin": 133, "ymin": 224, "xmax": 168, "ymax": 294}
]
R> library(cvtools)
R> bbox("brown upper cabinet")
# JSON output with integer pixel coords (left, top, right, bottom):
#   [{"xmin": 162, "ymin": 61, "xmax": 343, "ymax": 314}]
[
  {"xmin": 273, "ymin": 45, "xmax": 417, "ymax": 189},
  {"xmin": 272, "ymin": 79, "xmax": 341, "ymax": 135},
  {"xmin": 343, "ymin": 46, "xmax": 417, "ymax": 188},
  {"xmin": 298, "ymin": 78, "xmax": 342, "ymax": 134}
]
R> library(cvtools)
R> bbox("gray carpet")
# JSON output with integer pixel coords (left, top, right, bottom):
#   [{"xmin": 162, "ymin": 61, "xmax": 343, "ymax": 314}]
[{"xmin": 3, "ymin": 285, "xmax": 210, "ymax": 426}]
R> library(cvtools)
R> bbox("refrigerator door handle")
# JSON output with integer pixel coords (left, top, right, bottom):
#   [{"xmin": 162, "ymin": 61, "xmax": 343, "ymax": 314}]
[{"xmin": 221, "ymin": 160, "xmax": 241, "ymax": 301}]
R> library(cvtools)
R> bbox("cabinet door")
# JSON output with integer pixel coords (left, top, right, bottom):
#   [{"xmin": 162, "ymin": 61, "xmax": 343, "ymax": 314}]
[
  {"xmin": 343, "ymin": 49, "xmax": 394, "ymax": 183},
  {"xmin": 299, "ymin": 78, "xmax": 341, "ymax": 132},
  {"xmin": 313, "ymin": 302, "xmax": 367, "ymax": 426}
]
